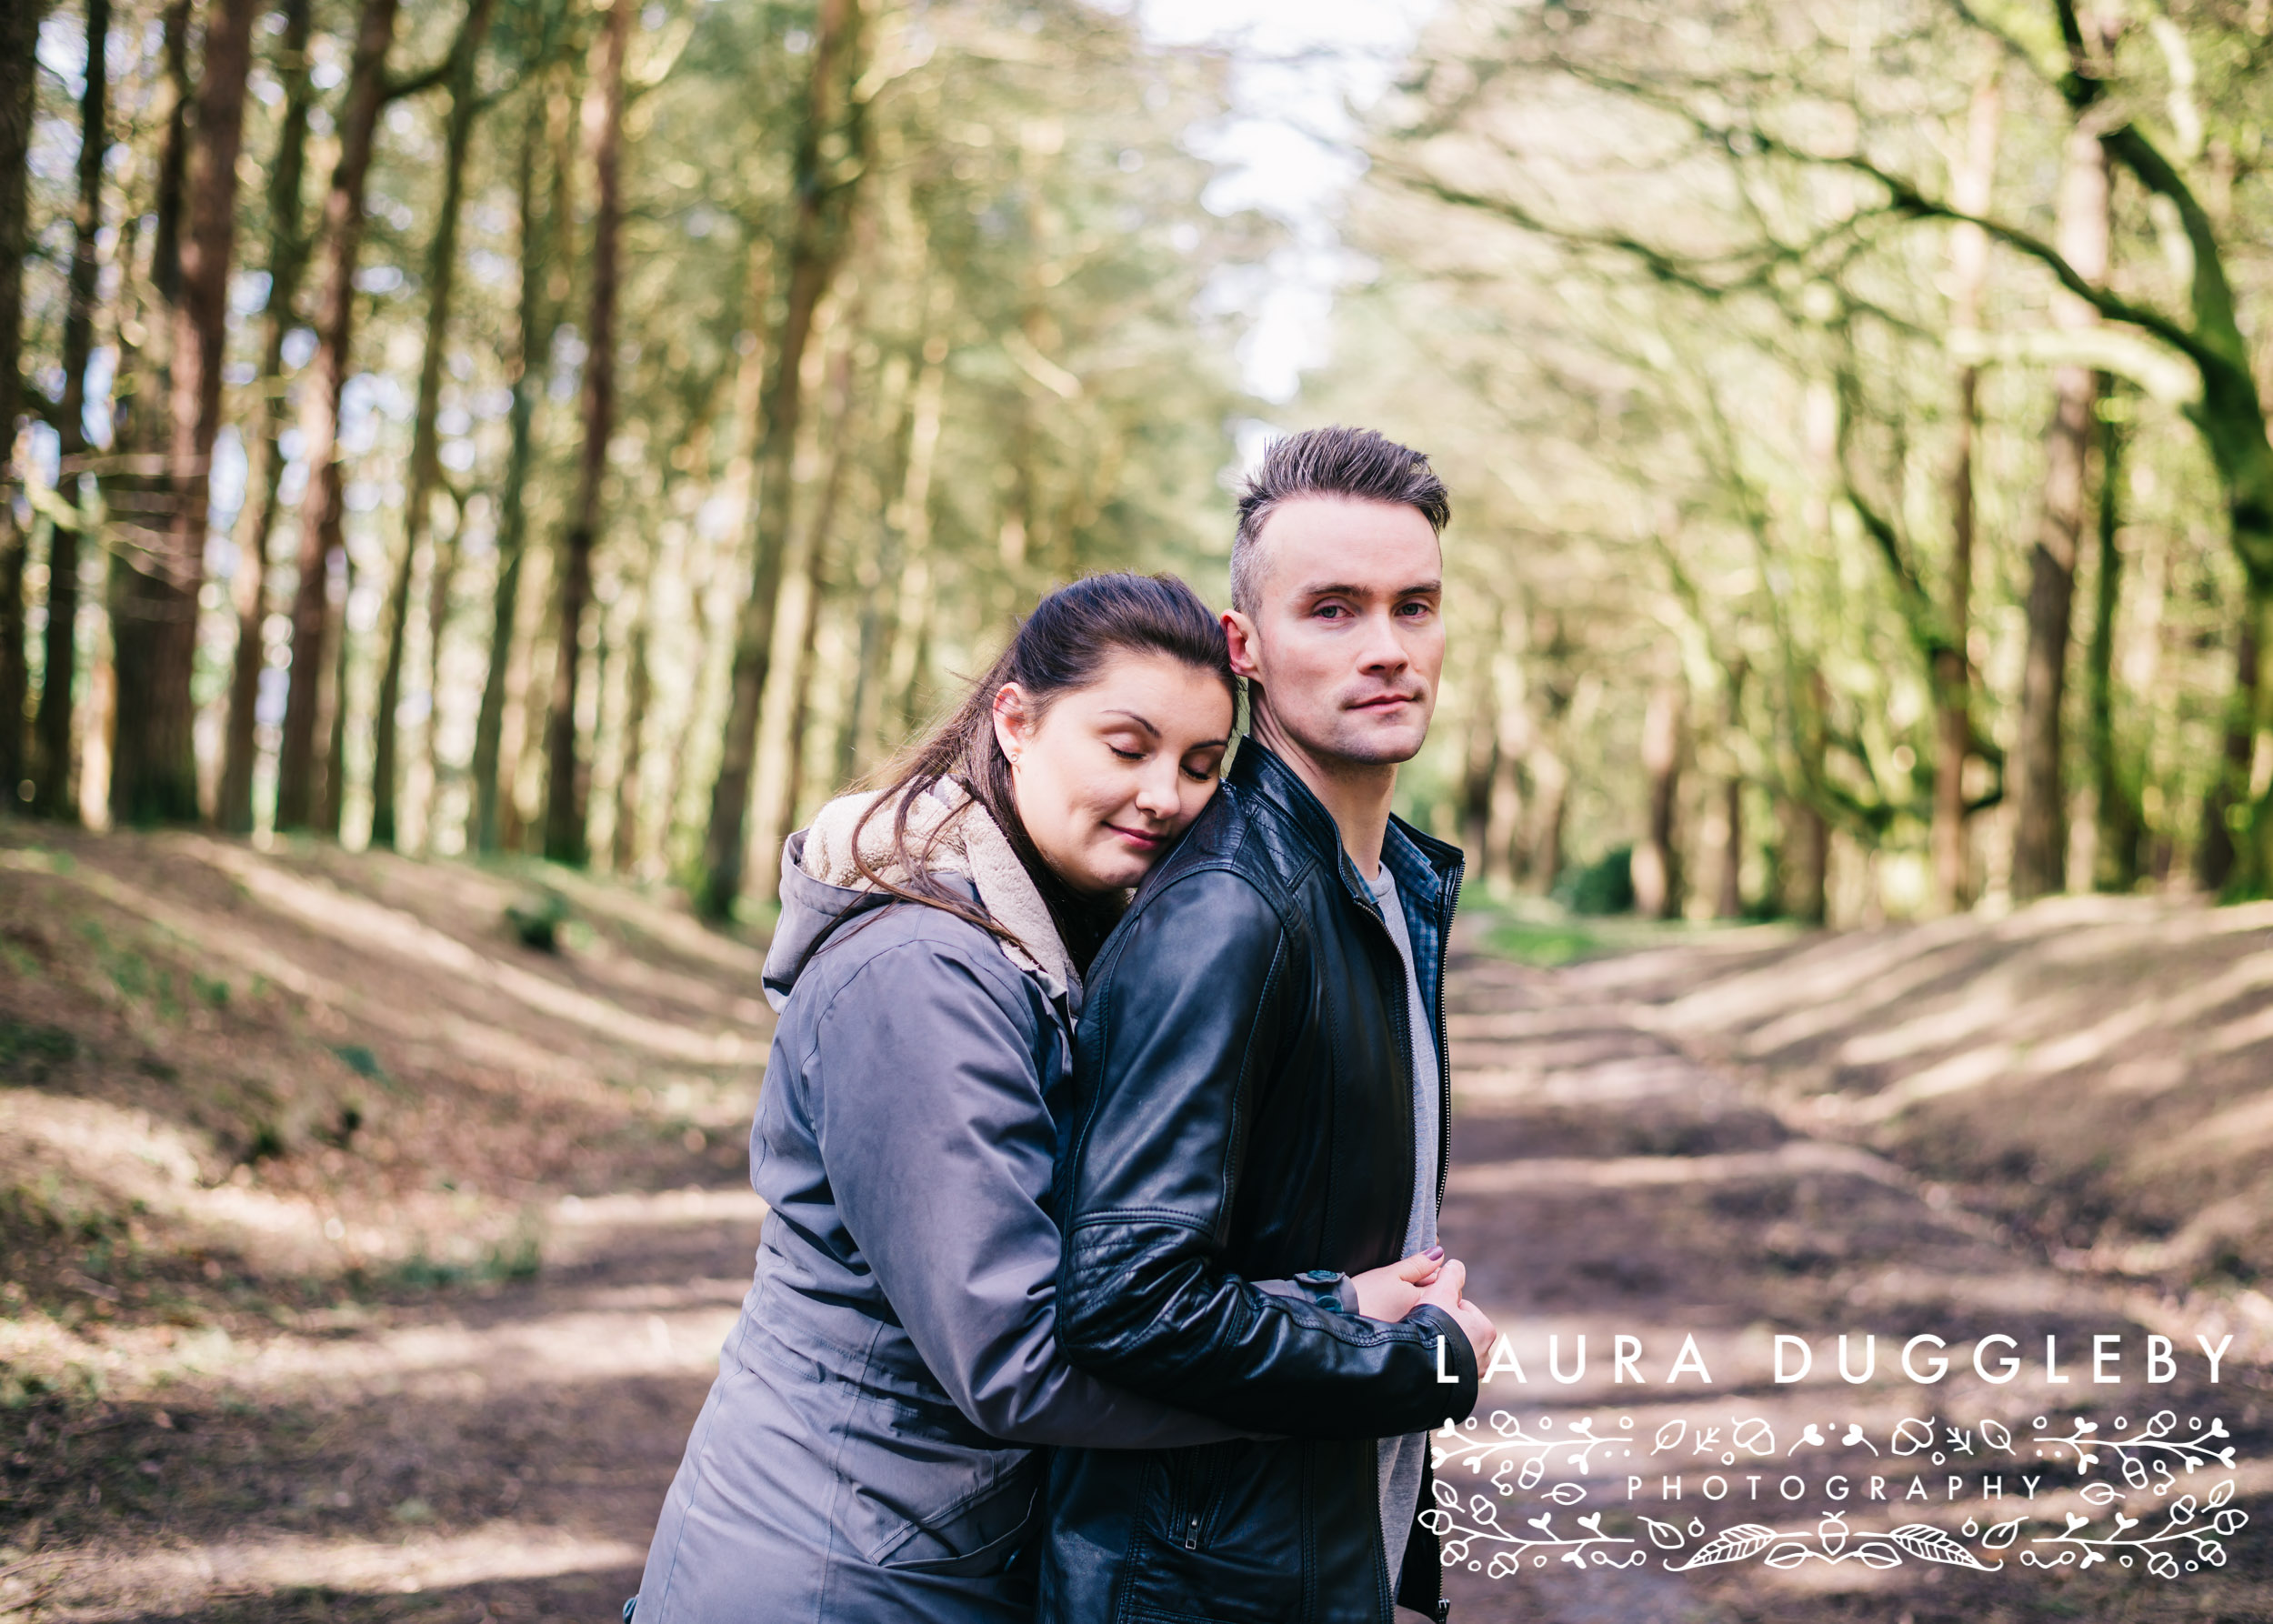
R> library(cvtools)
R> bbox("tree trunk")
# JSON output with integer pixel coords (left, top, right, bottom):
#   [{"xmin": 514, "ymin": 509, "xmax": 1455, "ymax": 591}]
[
  {"xmin": 372, "ymin": 0, "xmax": 495, "ymax": 849},
  {"xmin": 1527, "ymin": 747, "xmax": 1567, "ymax": 894},
  {"xmin": 1934, "ymin": 74, "xmax": 2000, "ymax": 913},
  {"xmin": 2245, "ymin": 586, "xmax": 2273, "ymax": 890},
  {"xmin": 2087, "ymin": 383, "xmax": 2143, "ymax": 891},
  {"xmin": 609, "ymin": 601, "xmax": 650, "ymax": 873},
  {"xmin": 1482, "ymin": 641, "xmax": 1529, "ymax": 888},
  {"xmin": 755, "ymin": 326, "xmax": 864, "ymax": 901},
  {"xmin": 275, "ymin": 0, "xmax": 399, "ymax": 832},
  {"xmin": 102, "ymin": 0, "xmax": 188, "ymax": 488},
  {"xmin": 1458, "ymin": 656, "xmax": 1497, "ymax": 866},
  {"xmin": 101, "ymin": 0, "xmax": 191, "ymax": 786},
  {"xmin": 471, "ymin": 95, "xmax": 549, "ymax": 855},
  {"xmin": 110, "ymin": 0, "xmax": 259, "ymax": 826},
  {"xmin": 1716, "ymin": 660, "xmax": 1747, "ymax": 919},
  {"xmin": 699, "ymin": 0, "xmax": 868, "ymax": 920},
  {"xmin": 1784, "ymin": 799, "xmax": 1829, "ymax": 926},
  {"xmin": 32, "ymin": 0, "xmax": 108, "ymax": 819},
  {"xmin": 833, "ymin": 350, "xmax": 912, "ymax": 785},
  {"xmin": 319, "ymin": 551, "xmax": 352, "ymax": 836},
  {"xmin": 2009, "ymin": 124, "xmax": 2110, "ymax": 900},
  {"xmin": 2199, "ymin": 586, "xmax": 2256, "ymax": 889},
  {"xmin": 886, "ymin": 335, "xmax": 949, "ymax": 739},
  {"xmin": 1785, "ymin": 671, "xmax": 1831, "ymax": 925},
  {"xmin": 215, "ymin": 0, "xmax": 316, "ymax": 834},
  {"xmin": 0, "ymin": 0, "xmax": 58, "ymax": 797},
  {"xmin": 1632, "ymin": 679, "xmax": 1685, "ymax": 920},
  {"xmin": 543, "ymin": 0, "xmax": 629, "ymax": 866}
]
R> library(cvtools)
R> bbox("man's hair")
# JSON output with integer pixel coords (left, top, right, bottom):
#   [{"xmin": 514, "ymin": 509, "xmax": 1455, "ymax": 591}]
[{"xmin": 1230, "ymin": 426, "xmax": 1451, "ymax": 616}]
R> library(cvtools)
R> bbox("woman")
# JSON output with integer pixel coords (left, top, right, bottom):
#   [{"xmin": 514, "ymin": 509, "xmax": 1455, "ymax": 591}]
[{"xmin": 630, "ymin": 575, "xmax": 1247, "ymax": 1622}]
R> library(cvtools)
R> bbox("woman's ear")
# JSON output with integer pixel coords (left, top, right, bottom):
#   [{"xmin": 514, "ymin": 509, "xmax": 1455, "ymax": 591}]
[{"xmin": 990, "ymin": 683, "xmax": 1031, "ymax": 766}]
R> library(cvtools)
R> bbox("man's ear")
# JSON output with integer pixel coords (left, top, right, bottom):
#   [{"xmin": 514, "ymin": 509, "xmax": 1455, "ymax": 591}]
[{"xmin": 1222, "ymin": 608, "xmax": 1265, "ymax": 681}]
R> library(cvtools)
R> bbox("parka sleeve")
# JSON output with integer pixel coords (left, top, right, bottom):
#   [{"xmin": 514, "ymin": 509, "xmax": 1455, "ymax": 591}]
[
  {"xmin": 808, "ymin": 935, "xmax": 1236, "ymax": 1450},
  {"xmin": 1054, "ymin": 867, "xmax": 1480, "ymax": 1439}
]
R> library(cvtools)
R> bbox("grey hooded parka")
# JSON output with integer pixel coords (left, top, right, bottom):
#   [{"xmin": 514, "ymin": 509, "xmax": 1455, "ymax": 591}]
[{"xmin": 631, "ymin": 791, "xmax": 1232, "ymax": 1624}]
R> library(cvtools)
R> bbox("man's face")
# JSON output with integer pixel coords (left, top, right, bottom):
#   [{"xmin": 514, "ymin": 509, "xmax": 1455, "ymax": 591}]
[{"xmin": 1224, "ymin": 496, "xmax": 1445, "ymax": 768}]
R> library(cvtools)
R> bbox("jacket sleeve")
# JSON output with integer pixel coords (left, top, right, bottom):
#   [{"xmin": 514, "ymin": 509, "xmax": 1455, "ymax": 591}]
[
  {"xmin": 809, "ymin": 935, "xmax": 1237, "ymax": 1450},
  {"xmin": 1056, "ymin": 867, "xmax": 1479, "ymax": 1439}
]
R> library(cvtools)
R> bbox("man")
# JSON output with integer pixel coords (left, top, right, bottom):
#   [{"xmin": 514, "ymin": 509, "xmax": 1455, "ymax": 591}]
[{"xmin": 1046, "ymin": 426, "xmax": 1497, "ymax": 1623}]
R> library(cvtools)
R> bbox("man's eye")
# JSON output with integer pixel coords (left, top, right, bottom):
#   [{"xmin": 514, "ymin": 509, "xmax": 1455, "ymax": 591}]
[{"xmin": 1315, "ymin": 604, "xmax": 1347, "ymax": 619}]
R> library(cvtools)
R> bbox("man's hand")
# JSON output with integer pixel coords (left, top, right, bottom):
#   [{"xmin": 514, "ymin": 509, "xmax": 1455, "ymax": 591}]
[
  {"xmin": 1351, "ymin": 1247, "xmax": 1443, "ymax": 1320},
  {"xmin": 1413, "ymin": 1257, "xmax": 1497, "ymax": 1356}
]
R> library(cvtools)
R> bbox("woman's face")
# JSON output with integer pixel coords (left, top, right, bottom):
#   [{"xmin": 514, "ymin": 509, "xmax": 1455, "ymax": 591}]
[{"xmin": 993, "ymin": 650, "xmax": 1235, "ymax": 895}]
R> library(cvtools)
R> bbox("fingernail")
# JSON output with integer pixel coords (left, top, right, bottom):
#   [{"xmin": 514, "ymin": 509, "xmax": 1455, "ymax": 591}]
[{"xmin": 1427, "ymin": 1245, "xmax": 1445, "ymax": 1259}]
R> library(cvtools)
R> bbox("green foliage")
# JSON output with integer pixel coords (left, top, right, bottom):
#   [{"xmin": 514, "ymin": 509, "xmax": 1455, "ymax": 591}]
[
  {"xmin": 0, "ymin": 1018, "xmax": 78, "ymax": 1070},
  {"xmin": 1485, "ymin": 917, "xmax": 1603, "ymax": 967},
  {"xmin": 328, "ymin": 1045, "xmax": 387, "ymax": 1086},
  {"xmin": 381, "ymin": 1215, "xmax": 544, "ymax": 1291},
  {"xmin": 1311, "ymin": 0, "xmax": 2273, "ymax": 919},
  {"xmin": 1555, "ymin": 847, "xmax": 1637, "ymax": 917},
  {"xmin": 505, "ymin": 888, "xmax": 570, "ymax": 950}
]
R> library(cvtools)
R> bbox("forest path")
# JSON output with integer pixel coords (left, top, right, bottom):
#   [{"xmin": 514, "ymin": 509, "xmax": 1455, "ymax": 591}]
[
  {"xmin": 1435, "ymin": 926, "xmax": 2273, "ymax": 1623},
  {"xmin": 6, "ymin": 1186, "xmax": 757, "ymax": 1623},
  {"xmin": 6, "ymin": 831, "xmax": 2272, "ymax": 1622}
]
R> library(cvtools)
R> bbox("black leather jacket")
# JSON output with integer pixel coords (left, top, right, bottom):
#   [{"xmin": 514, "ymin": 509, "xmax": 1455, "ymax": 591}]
[{"xmin": 1041, "ymin": 741, "xmax": 1479, "ymax": 1624}]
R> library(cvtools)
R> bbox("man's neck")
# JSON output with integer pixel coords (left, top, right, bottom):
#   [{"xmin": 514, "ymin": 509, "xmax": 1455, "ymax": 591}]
[{"xmin": 1249, "ymin": 706, "xmax": 1397, "ymax": 879}]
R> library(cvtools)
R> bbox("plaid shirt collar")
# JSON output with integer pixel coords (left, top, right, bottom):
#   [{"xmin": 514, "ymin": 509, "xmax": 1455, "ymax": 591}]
[{"xmin": 1372, "ymin": 818, "xmax": 1457, "ymax": 1028}]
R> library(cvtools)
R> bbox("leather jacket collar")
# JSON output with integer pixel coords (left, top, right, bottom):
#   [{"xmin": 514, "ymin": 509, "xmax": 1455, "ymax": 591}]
[{"xmin": 1226, "ymin": 737, "xmax": 1464, "ymax": 914}]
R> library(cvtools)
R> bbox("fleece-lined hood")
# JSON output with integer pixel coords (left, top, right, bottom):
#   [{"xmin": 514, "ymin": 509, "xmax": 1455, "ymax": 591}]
[{"xmin": 760, "ymin": 778, "xmax": 1078, "ymax": 1011}]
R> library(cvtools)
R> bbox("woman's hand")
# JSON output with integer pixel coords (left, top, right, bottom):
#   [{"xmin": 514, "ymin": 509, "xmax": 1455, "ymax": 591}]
[
  {"xmin": 1413, "ymin": 1258, "xmax": 1498, "ymax": 1357},
  {"xmin": 1351, "ymin": 1246, "xmax": 1446, "ymax": 1321}
]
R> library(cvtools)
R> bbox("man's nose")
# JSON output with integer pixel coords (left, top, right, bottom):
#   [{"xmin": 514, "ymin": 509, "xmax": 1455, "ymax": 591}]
[{"xmin": 1356, "ymin": 609, "xmax": 1410, "ymax": 673}]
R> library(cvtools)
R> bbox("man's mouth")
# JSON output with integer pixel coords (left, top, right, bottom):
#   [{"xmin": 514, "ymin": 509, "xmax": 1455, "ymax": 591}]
[{"xmin": 1350, "ymin": 693, "xmax": 1417, "ymax": 712}]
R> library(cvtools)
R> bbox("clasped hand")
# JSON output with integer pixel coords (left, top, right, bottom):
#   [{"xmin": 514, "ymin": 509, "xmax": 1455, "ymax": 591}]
[{"xmin": 1351, "ymin": 1247, "xmax": 1497, "ymax": 1356}]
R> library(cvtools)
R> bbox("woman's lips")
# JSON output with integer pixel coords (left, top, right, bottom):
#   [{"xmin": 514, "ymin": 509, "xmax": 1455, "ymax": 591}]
[{"xmin": 1108, "ymin": 824, "xmax": 1167, "ymax": 848}]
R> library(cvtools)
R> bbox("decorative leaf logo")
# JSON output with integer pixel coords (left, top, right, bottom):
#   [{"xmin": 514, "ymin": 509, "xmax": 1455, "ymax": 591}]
[
  {"xmin": 1666, "ymin": 1524, "xmax": 1777, "ymax": 1570},
  {"xmin": 1980, "ymin": 1515, "xmax": 2028, "ymax": 1549},
  {"xmin": 1887, "ymin": 1524, "xmax": 1998, "ymax": 1570},
  {"xmin": 1639, "ymin": 1516, "xmax": 1687, "ymax": 1550}
]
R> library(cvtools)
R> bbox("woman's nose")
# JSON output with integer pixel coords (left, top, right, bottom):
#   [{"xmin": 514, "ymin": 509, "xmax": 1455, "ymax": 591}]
[{"xmin": 1131, "ymin": 763, "xmax": 1178, "ymax": 818}]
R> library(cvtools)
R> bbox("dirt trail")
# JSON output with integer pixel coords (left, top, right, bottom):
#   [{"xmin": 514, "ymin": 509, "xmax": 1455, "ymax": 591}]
[
  {"xmin": 5, "ymin": 833, "xmax": 2271, "ymax": 1622},
  {"xmin": 1437, "ymin": 930, "xmax": 2273, "ymax": 1624}
]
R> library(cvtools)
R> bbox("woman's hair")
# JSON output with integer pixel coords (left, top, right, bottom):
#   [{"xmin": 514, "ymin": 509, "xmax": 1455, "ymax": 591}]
[{"xmin": 850, "ymin": 571, "xmax": 1233, "ymax": 970}]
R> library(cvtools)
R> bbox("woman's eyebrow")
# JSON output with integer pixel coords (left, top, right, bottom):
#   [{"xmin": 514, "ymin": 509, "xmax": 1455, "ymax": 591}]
[{"xmin": 1100, "ymin": 709, "xmax": 1160, "ymax": 737}]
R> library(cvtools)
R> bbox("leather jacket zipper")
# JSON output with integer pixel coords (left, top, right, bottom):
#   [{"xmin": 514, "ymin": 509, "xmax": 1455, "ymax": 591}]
[
  {"xmin": 1434, "ymin": 861, "xmax": 1462, "ymax": 1212},
  {"xmin": 1185, "ymin": 1512, "xmax": 1201, "ymax": 1550}
]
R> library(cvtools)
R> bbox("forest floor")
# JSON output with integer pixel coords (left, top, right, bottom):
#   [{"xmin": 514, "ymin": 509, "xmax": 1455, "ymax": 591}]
[{"xmin": 0, "ymin": 825, "xmax": 2269, "ymax": 1622}]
